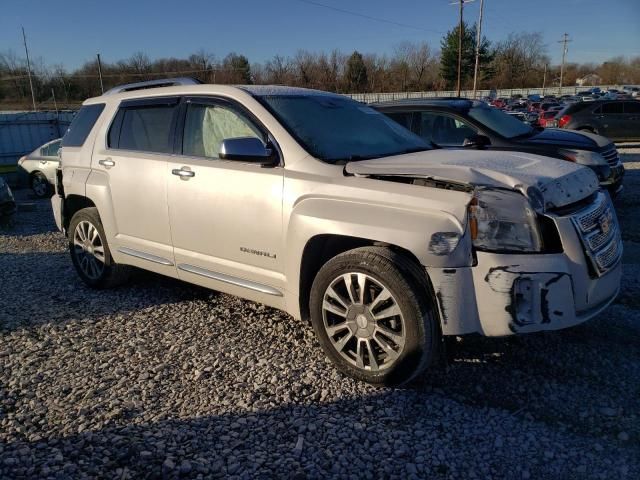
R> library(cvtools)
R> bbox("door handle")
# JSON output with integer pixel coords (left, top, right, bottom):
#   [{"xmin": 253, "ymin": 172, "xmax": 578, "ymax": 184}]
[
  {"xmin": 98, "ymin": 158, "xmax": 115, "ymax": 168},
  {"xmin": 172, "ymin": 166, "xmax": 195, "ymax": 179}
]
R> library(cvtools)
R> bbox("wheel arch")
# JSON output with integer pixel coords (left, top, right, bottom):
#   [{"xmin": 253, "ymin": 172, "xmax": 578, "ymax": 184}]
[
  {"xmin": 297, "ymin": 234, "xmax": 434, "ymax": 324},
  {"xmin": 63, "ymin": 194, "xmax": 97, "ymax": 231}
]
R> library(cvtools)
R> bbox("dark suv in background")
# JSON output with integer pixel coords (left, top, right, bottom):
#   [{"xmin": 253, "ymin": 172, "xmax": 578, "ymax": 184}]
[
  {"xmin": 373, "ymin": 98, "xmax": 624, "ymax": 196},
  {"xmin": 557, "ymin": 100, "xmax": 640, "ymax": 142}
]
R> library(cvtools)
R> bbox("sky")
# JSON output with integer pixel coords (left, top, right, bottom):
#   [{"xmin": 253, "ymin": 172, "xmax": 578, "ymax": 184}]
[{"xmin": 1, "ymin": 0, "xmax": 639, "ymax": 70}]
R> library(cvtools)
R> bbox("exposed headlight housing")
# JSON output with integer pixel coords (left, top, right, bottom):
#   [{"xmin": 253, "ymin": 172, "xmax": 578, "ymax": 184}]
[{"xmin": 468, "ymin": 189, "xmax": 543, "ymax": 253}]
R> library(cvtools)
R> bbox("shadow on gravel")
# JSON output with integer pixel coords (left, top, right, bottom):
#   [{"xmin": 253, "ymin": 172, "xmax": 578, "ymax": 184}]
[
  {"xmin": 1, "ymin": 385, "xmax": 638, "ymax": 479},
  {"xmin": 0, "ymin": 252, "xmax": 213, "ymax": 332}
]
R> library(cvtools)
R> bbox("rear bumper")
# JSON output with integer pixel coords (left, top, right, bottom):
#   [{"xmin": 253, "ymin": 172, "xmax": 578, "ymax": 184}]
[{"xmin": 51, "ymin": 194, "xmax": 64, "ymax": 233}]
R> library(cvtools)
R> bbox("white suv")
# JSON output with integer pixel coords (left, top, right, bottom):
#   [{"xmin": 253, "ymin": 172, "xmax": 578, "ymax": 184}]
[{"xmin": 52, "ymin": 78, "xmax": 622, "ymax": 385}]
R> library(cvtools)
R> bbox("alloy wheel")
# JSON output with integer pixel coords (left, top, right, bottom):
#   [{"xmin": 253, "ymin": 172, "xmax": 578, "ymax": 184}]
[
  {"xmin": 73, "ymin": 221, "xmax": 106, "ymax": 280},
  {"xmin": 32, "ymin": 176, "xmax": 48, "ymax": 197},
  {"xmin": 321, "ymin": 272, "xmax": 406, "ymax": 372}
]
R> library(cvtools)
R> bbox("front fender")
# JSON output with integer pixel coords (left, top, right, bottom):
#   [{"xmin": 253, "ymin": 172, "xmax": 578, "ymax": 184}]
[{"xmin": 284, "ymin": 195, "xmax": 474, "ymax": 317}]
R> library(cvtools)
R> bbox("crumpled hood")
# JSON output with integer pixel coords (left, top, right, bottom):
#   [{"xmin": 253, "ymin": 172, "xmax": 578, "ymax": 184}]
[{"xmin": 345, "ymin": 149, "xmax": 599, "ymax": 209}]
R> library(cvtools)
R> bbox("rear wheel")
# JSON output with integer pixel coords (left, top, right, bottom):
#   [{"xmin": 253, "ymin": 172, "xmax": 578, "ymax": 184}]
[
  {"xmin": 68, "ymin": 207, "xmax": 131, "ymax": 288},
  {"xmin": 309, "ymin": 246, "xmax": 440, "ymax": 386},
  {"xmin": 31, "ymin": 172, "xmax": 50, "ymax": 198}
]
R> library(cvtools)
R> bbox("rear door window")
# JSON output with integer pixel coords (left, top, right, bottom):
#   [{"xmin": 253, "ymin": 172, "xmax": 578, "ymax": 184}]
[
  {"xmin": 418, "ymin": 111, "xmax": 478, "ymax": 146},
  {"xmin": 601, "ymin": 102, "xmax": 624, "ymax": 114},
  {"xmin": 384, "ymin": 112, "xmax": 414, "ymax": 131},
  {"xmin": 62, "ymin": 104, "xmax": 105, "ymax": 147},
  {"xmin": 108, "ymin": 98, "xmax": 179, "ymax": 153}
]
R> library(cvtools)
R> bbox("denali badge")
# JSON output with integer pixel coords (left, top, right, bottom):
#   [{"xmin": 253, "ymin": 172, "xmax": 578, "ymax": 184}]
[
  {"xmin": 599, "ymin": 208, "xmax": 613, "ymax": 236},
  {"xmin": 240, "ymin": 247, "xmax": 276, "ymax": 259}
]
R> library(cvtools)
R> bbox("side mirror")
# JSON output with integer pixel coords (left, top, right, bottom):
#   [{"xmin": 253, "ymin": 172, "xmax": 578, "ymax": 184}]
[
  {"xmin": 463, "ymin": 134, "xmax": 491, "ymax": 149},
  {"xmin": 219, "ymin": 137, "xmax": 276, "ymax": 164}
]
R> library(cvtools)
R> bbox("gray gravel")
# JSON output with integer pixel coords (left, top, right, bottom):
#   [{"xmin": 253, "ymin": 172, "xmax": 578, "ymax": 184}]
[{"xmin": 1, "ymin": 149, "xmax": 640, "ymax": 479}]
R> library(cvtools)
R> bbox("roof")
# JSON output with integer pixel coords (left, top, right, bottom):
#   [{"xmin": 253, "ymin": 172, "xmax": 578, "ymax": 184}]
[
  {"xmin": 238, "ymin": 85, "xmax": 341, "ymax": 97},
  {"xmin": 83, "ymin": 83, "xmax": 344, "ymax": 106},
  {"xmin": 370, "ymin": 98, "xmax": 477, "ymax": 110}
]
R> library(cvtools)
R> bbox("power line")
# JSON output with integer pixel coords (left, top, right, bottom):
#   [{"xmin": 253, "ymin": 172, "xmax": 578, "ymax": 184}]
[{"xmin": 293, "ymin": 0, "xmax": 444, "ymax": 33}]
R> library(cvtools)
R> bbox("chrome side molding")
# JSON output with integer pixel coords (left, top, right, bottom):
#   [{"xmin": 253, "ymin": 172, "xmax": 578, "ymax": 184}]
[
  {"xmin": 118, "ymin": 247, "xmax": 174, "ymax": 266},
  {"xmin": 178, "ymin": 263, "xmax": 283, "ymax": 297}
]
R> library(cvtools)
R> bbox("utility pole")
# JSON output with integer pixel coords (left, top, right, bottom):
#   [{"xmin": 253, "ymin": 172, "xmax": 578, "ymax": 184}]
[
  {"xmin": 542, "ymin": 63, "xmax": 547, "ymax": 96},
  {"xmin": 456, "ymin": 0, "xmax": 464, "ymax": 97},
  {"xmin": 51, "ymin": 88, "xmax": 58, "ymax": 114},
  {"xmin": 96, "ymin": 53, "xmax": 104, "ymax": 94},
  {"xmin": 451, "ymin": 0, "xmax": 474, "ymax": 97},
  {"xmin": 558, "ymin": 33, "xmax": 571, "ymax": 95},
  {"xmin": 472, "ymin": 0, "xmax": 484, "ymax": 99},
  {"xmin": 21, "ymin": 26, "xmax": 37, "ymax": 112}
]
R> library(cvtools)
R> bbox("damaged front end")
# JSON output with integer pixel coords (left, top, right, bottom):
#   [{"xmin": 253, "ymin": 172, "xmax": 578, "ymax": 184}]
[
  {"xmin": 429, "ymin": 189, "xmax": 622, "ymax": 336},
  {"xmin": 346, "ymin": 153, "xmax": 622, "ymax": 337}
]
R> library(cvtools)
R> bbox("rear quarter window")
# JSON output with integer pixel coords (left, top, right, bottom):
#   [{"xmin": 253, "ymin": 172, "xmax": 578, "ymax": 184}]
[{"xmin": 62, "ymin": 104, "xmax": 105, "ymax": 147}]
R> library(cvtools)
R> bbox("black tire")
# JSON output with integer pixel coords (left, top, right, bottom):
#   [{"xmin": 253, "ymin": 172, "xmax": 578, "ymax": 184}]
[
  {"xmin": 68, "ymin": 207, "xmax": 131, "ymax": 288},
  {"xmin": 31, "ymin": 172, "xmax": 51, "ymax": 198},
  {"xmin": 309, "ymin": 246, "xmax": 440, "ymax": 386}
]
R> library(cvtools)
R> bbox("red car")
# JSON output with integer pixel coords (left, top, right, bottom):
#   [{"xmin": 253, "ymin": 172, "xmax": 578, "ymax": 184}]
[
  {"xmin": 491, "ymin": 98, "xmax": 508, "ymax": 109},
  {"xmin": 538, "ymin": 110, "xmax": 559, "ymax": 127}
]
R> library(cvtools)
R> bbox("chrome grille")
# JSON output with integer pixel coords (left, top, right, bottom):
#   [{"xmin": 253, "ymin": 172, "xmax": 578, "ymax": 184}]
[
  {"xmin": 570, "ymin": 192, "xmax": 622, "ymax": 276},
  {"xmin": 595, "ymin": 239, "xmax": 622, "ymax": 271},
  {"xmin": 575, "ymin": 199, "xmax": 606, "ymax": 232},
  {"xmin": 586, "ymin": 226, "xmax": 614, "ymax": 251},
  {"xmin": 601, "ymin": 146, "xmax": 620, "ymax": 167}
]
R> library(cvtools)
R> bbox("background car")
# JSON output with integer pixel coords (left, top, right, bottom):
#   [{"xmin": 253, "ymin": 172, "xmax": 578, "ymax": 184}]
[
  {"xmin": 17, "ymin": 138, "xmax": 61, "ymax": 198},
  {"xmin": 557, "ymin": 99, "xmax": 640, "ymax": 142},
  {"xmin": 538, "ymin": 110, "xmax": 559, "ymax": 127},
  {"xmin": 373, "ymin": 98, "xmax": 624, "ymax": 195}
]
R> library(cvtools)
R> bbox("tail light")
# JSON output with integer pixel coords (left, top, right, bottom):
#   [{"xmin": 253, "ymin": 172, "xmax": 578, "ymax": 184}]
[{"xmin": 558, "ymin": 115, "xmax": 571, "ymax": 128}]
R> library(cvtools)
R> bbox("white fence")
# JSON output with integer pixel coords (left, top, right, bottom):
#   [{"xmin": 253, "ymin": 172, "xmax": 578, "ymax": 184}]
[{"xmin": 347, "ymin": 85, "xmax": 619, "ymax": 103}]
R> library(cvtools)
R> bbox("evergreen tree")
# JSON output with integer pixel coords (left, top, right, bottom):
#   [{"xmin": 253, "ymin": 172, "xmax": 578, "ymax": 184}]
[
  {"xmin": 345, "ymin": 51, "xmax": 368, "ymax": 93},
  {"xmin": 223, "ymin": 53, "xmax": 252, "ymax": 84},
  {"xmin": 440, "ymin": 22, "xmax": 492, "ymax": 89}
]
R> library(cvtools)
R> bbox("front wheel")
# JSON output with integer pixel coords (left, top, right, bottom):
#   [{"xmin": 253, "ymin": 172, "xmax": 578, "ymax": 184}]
[
  {"xmin": 309, "ymin": 247, "xmax": 440, "ymax": 386},
  {"xmin": 68, "ymin": 207, "xmax": 131, "ymax": 288},
  {"xmin": 31, "ymin": 172, "xmax": 51, "ymax": 198}
]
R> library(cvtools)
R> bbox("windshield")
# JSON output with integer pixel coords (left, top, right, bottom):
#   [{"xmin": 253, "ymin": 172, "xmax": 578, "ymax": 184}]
[
  {"xmin": 257, "ymin": 94, "xmax": 430, "ymax": 163},
  {"xmin": 468, "ymin": 105, "xmax": 533, "ymax": 139}
]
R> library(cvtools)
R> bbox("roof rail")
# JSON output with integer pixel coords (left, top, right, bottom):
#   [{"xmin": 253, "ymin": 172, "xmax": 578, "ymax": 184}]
[{"xmin": 103, "ymin": 77, "xmax": 202, "ymax": 95}]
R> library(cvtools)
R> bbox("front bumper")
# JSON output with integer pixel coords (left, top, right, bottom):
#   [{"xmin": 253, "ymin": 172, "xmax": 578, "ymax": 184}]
[
  {"xmin": 429, "ymin": 252, "xmax": 621, "ymax": 337},
  {"xmin": 428, "ymin": 190, "xmax": 622, "ymax": 336},
  {"xmin": 601, "ymin": 164, "xmax": 625, "ymax": 197}
]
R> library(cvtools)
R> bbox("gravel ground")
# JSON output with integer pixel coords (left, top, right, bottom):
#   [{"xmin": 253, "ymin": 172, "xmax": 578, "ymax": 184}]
[{"xmin": 1, "ymin": 149, "xmax": 639, "ymax": 479}]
